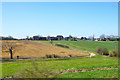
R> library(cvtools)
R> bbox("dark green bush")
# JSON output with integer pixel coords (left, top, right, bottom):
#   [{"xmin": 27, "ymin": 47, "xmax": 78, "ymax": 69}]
[{"xmin": 96, "ymin": 48, "xmax": 109, "ymax": 56}]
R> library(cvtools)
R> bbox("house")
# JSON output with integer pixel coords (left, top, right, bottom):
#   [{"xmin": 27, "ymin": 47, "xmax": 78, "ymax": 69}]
[
  {"xmin": 65, "ymin": 37, "xmax": 69, "ymax": 41},
  {"xmin": 39, "ymin": 37, "xmax": 47, "ymax": 40},
  {"xmin": 76, "ymin": 38, "xmax": 81, "ymax": 41},
  {"xmin": 100, "ymin": 38, "xmax": 106, "ymax": 41},
  {"xmin": 57, "ymin": 35, "xmax": 63, "ymax": 40},
  {"xmin": 49, "ymin": 37, "xmax": 58, "ymax": 40},
  {"xmin": 106, "ymin": 38, "xmax": 110, "ymax": 41},
  {"xmin": 33, "ymin": 36, "xmax": 40, "ymax": 40}
]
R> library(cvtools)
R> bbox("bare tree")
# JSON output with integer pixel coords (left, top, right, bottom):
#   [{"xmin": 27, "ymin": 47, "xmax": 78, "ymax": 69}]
[
  {"xmin": 100, "ymin": 34, "xmax": 105, "ymax": 39},
  {"xmin": 89, "ymin": 36, "xmax": 93, "ymax": 41},
  {"xmin": 2, "ymin": 41, "xmax": 19, "ymax": 59},
  {"xmin": 69, "ymin": 35, "xmax": 73, "ymax": 41}
]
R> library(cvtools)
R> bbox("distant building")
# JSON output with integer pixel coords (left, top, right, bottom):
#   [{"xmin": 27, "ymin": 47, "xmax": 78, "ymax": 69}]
[
  {"xmin": 33, "ymin": 36, "xmax": 40, "ymax": 40},
  {"xmin": 49, "ymin": 37, "xmax": 58, "ymax": 40},
  {"xmin": 106, "ymin": 38, "xmax": 110, "ymax": 41},
  {"xmin": 39, "ymin": 37, "xmax": 47, "ymax": 40},
  {"xmin": 100, "ymin": 38, "xmax": 106, "ymax": 41},
  {"xmin": 76, "ymin": 38, "xmax": 81, "ymax": 41},
  {"xmin": 65, "ymin": 37, "xmax": 69, "ymax": 41},
  {"xmin": 57, "ymin": 35, "xmax": 63, "ymax": 40}
]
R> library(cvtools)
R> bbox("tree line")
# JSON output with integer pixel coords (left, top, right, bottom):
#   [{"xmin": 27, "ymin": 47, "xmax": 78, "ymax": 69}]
[{"xmin": 1, "ymin": 34, "xmax": 119, "ymax": 41}]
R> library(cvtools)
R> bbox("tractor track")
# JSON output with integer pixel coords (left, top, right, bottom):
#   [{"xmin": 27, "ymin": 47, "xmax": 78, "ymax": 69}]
[{"xmin": 59, "ymin": 66, "xmax": 120, "ymax": 74}]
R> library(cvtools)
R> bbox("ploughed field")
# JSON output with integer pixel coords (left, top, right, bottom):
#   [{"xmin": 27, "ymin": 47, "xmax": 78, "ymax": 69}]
[{"xmin": 1, "ymin": 40, "xmax": 88, "ymax": 59}]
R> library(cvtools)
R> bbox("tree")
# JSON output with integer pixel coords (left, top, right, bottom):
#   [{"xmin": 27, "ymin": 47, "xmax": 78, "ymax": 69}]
[
  {"xmin": 100, "ymin": 34, "xmax": 106, "ymax": 41},
  {"xmin": 2, "ymin": 41, "xmax": 20, "ymax": 59},
  {"xmin": 100, "ymin": 34, "xmax": 105, "ymax": 39},
  {"xmin": 106, "ymin": 35, "xmax": 118, "ymax": 41},
  {"xmin": 88, "ymin": 36, "xmax": 93, "ymax": 41},
  {"xmin": 46, "ymin": 36, "xmax": 50, "ymax": 40},
  {"xmin": 8, "ymin": 36, "xmax": 14, "ymax": 40},
  {"xmin": 26, "ymin": 36, "xmax": 29, "ymax": 40},
  {"xmin": 50, "ymin": 39, "xmax": 53, "ymax": 44},
  {"xmin": 29, "ymin": 37, "xmax": 33, "ymax": 40},
  {"xmin": 2, "ymin": 36, "xmax": 18, "ymax": 40},
  {"xmin": 69, "ymin": 35, "xmax": 74, "ymax": 41}
]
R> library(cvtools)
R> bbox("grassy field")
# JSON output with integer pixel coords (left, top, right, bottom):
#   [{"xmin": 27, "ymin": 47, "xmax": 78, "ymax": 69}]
[
  {"xmin": 2, "ymin": 55, "xmax": 118, "ymax": 78},
  {"xmin": 1, "ymin": 40, "xmax": 118, "ymax": 78},
  {"xmin": 56, "ymin": 68, "xmax": 118, "ymax": 78},
  {"xmin": 48, "ymin": 41, "xmax": 118, "ymax": 53}
]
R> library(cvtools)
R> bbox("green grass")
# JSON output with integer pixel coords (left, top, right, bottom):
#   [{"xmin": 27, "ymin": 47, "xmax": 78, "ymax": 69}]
[
  {"xmin": 2, "ymin": 55, "xmax": 118, "ymax": 78},
  {"xmin": 47, "ymin": 41, "xmax": 118, "ymax": 53},
  {"xmin": 56, "ymin": 68, "xmax": 118, "ymax": 78},
  {"xmin": 2, "ymin": 41, "xmax": 118, "ymax": 78}
]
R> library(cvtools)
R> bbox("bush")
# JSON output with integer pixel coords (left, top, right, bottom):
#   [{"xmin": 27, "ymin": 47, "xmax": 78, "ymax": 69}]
[
  {"xmin": 109, "ymin": 49, "xmax": 118, "ymax": 57},
  {"xmin": 46, "ymin": 54, "xmax": 60, "ymax": 58},
  {"xmin": 68, "ymin": 54, "xmax": 72, "ymax": 57},
  {"xmin": 53, "ymin": 54, "xmax": 60, "ymax": 58},
  {"xmin": 46, "ymin": 54, "xmax": 53, "ymax": 58},
  {"xmin": 55, "ymin": 44, "xmax": 69, "ymax": 48},
  {"xmin": 96, "ymin": 48, "xmax": 109, "ymax": 56}
]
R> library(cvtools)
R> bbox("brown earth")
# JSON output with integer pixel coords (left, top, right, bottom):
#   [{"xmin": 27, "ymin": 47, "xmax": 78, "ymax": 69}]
[{"xmin": 1, "ymin": 40, "xmax": 88, "ymax": 59}]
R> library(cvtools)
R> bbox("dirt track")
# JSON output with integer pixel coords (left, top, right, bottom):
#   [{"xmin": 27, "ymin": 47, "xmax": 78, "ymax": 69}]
[
  {"xmin": 1, "ymin": 40, "xmax": 88, "ymax": 59},
  {"xmin": 59, "ymin": 66, "xmax": 120, "ymax": 74}
]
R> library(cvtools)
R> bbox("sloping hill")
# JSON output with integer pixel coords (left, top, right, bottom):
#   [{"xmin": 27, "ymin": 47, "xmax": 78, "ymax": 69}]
[{"xmin": 1, "ymin": 40, "xmax": 88, "ymax": 59}]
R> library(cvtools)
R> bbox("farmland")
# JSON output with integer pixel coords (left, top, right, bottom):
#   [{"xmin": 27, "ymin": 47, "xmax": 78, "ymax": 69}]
[
  {"xmin": 2, "ymin": 55, "xmax": 118, "ymax": 78},
  {"xmin": 1, "ymin": 40, "xmax": 88, "ymax": 59},
  {"xmin": 57, "ymin": 68, "xmax": 118, "ymax": 78},
  {"xmin": 1, "ymin": 40, "xmax": 119, "ymax": 78},
  {"xmin": 43, "ymin": 41, "xmax": 118, "ymax": 53}
]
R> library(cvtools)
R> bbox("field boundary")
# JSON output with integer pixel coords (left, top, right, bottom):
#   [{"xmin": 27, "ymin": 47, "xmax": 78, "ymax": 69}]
[
  {"xmin": 59, "ymin": 66, "xmax": 120, "ymax": 74},
  {"xmin": 1, "ymin": 55, "xmax": 90, "ymax": 64}
]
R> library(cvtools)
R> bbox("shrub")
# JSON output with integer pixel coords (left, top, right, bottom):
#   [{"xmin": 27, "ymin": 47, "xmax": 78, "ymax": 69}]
[
  {"xmin": 68, "ymin": 54, "xmax": 72, "ymax": 57},
  {"xmin": 96, "ymin": 48, "xmax": 109, "ymax": 56},
  {"xmin": 46, "ymin": 54, "xmax": 60, "ymax": 58},
  {"xmin": 46, "ymin": 54, "xmax": 53, "ymax": 58},
  {"xmin": 109, "ymin": 49, "xmax": 118, "ymax": 57},
  {"xmin": 53, "ymin": 54, "xmax": 60, "ymax": 58},
  {"xmin": 55, "ymin": 44, "xmax": 69, "ymax": 48}
]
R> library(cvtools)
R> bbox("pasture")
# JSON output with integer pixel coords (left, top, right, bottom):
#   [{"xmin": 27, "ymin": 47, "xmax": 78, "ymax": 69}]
[
  {"xmin": 1, "ymin": 40, "xmax": 119, "ymax": 78},
  {"xmin": 57, "ymin": 68, "xmax": 118, "ymax": 78},
  {"xmin": 2, "ymin": 55, "xmax": 118, "ymax": 78},
  {"xmin": 46, "ymin": 41, "xmax": 118, "ymax": 53}
]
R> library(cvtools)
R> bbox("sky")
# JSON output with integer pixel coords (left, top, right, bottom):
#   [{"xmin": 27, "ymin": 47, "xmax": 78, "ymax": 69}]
[{"xmin": 2, "ymin": 2, "xmax": 118, "ymax": 39}]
